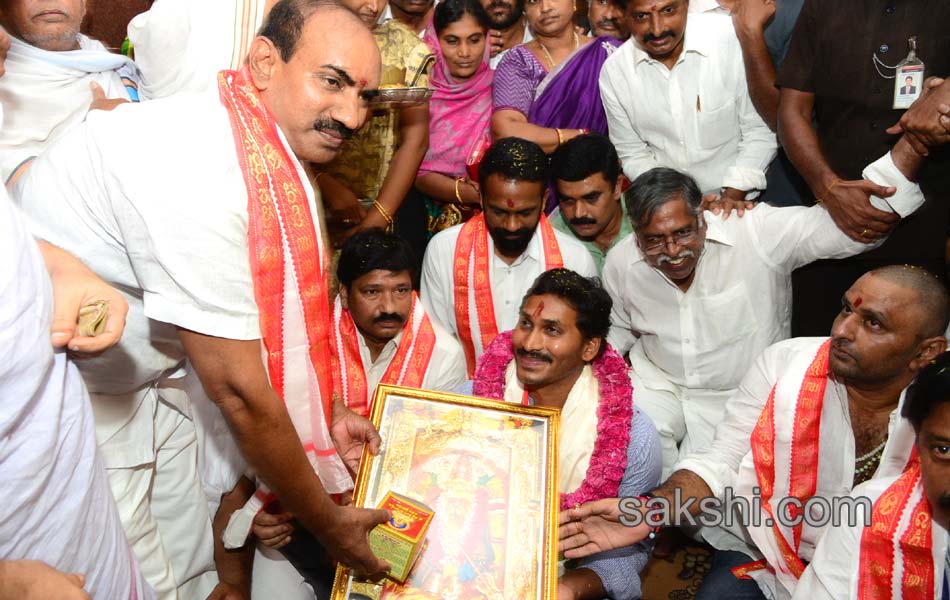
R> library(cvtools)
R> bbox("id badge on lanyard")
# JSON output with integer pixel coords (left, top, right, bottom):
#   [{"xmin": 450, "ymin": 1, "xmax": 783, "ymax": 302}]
[{"xmin": 892, "ymin": 36, "xmax": 925, "ymax": 109}]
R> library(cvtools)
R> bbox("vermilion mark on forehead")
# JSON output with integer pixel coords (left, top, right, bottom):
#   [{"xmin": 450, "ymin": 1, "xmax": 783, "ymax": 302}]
[
  {"xmin": 506, "ymin": 198, "xmax": 515, "ymax": 208},
  {"xmin": 358, "ymin": 78, "xmax": 367, "ymax": 88},
  {"xmin": 533, "ymin": 300, "xmax": 544, "ymax": 318},
  {"xmin": 853, "ymin": 297, "xmax": 863, "ymax": 308}
]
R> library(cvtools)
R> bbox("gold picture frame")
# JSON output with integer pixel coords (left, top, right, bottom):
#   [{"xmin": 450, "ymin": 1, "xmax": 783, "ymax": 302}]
[{"xmin": 330, "ymin": 384, "xmax": 561, "ymax": 600}]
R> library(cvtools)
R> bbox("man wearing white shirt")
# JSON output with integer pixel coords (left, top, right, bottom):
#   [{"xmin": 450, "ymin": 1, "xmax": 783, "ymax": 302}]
[
  {"xmin": 333, "ymin": 228, "xmax": 467, "ymax": 414},
  {"xmin": 794, "ymin": 352, "xmax": 950, "ymax": 600},
  {"xmin": 605, "ymin": 145, "xmax": 926, "ymax": 477},
  {"xmin": 599, "ymin": 0, "xmax": 776, "ymax": 202},
  {"xmin": 421, "ymin": 137, "xmax": 597, "ymax": 376},
  {"xmin": 561, "ymin": 262, "xmax": 950, "ymax": 599},
  {"xmin": 0, "ymin": 0, "xmax": 140, "ymax": 183},
  {"xmin": 13, "ymin": 1, "xmax": 390, "ymax": 597}
]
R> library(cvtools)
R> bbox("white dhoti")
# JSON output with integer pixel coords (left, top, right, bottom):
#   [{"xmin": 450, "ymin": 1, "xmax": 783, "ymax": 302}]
[{"xmin": 629, "ymin": 344, "xmax": 734, "ymax": 478}]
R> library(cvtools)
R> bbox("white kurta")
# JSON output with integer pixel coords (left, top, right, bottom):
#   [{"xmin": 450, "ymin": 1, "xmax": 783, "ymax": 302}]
[
  {"xmin": 793, "ymin": 474, "xmax": 949, "ymax": 600},
  {"xmin": 420, "ymin": 222, "xmax": 597, "ymax": 351},
  {"xmin": 0, "ymin": 191, "xmax": 153, "ymax": 600},
  {"xmin": 128, "ymin": 0, "xmax": 269, "ymax": 98},
  {"xmin": 675, "ymin": 337, "xmax": 918, "ymax": 599},
  {"xmin": 355, "ymin": 315, "xmax": 468, "ymax": 395},
  {"xmin": 600, "ymin": 13, "xmax": 777, "ymax": 194},
  {"xmin": 0, "ymin": 35, "xmax": 139, "ymax": 182},
  {"xmin": 12, "ymin": 91, "xmax": 285, "ymax": 599},
  {"xmin": 603, "ymin": 152, "xmax": 924, "ymax": 474}
]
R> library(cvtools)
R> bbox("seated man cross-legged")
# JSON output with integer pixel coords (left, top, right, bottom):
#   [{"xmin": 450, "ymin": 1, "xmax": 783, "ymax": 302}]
[{"xmin": 464, "ymin": 268, "xmax": 661, "ymax": 600}]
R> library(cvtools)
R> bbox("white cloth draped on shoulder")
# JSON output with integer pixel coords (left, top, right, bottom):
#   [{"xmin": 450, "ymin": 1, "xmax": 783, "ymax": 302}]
[{"xmin": 0, "ymin": 35, "xmax": 139, "ymax": 183}]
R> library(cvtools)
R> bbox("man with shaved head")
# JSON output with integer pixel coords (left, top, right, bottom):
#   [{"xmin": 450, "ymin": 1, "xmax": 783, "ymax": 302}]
[
  {"xmin": 560, "ymin": 264, "xmax": 949, "ymax": 599},
  {"xmin": 13, "ymin": 0, "xmax": 388, "ymax": 596}
]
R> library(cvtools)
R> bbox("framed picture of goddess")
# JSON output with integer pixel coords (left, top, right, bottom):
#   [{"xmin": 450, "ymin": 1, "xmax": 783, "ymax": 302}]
[{"xmin": 329, "ymin": 384, "xmax": 560, "ymax": 600}]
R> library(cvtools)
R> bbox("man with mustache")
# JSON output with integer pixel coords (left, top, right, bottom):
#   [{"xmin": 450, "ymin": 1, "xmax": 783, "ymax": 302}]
[
  {"xmin": 793, "ymin": 351, "xmax": 950, "ymax": 600},
  {"xmin": 331, "ymin": 228, "xmax": 467, "ymax": 417},
  {"xmin": 462, "ymin": 268, "xmax": 661, "ymax": 600},
  {"xmin": 0, "ymin": 0, "xmax": 140, "ymax": 183},
  {"xmin": 586, "ymin": 0, "xmax": 629, "ymax": 39},
  {"xmin": 12, "ymin": 1, "xmax": 391, "ymax": 598},
  {"xmin": 480, "ymin": 0, "xmax": 534, "ymax": 68},
  {"xmin": 561, "ymin": 264, "xmax": 949, "ymax": 599},
  {"xmin": 600, "ymin": 0, "xmax": 776, "ymax": 206},
  {"xmin": 550, "ymin": 134, "xmax": 632, "ymax": 275},
  {"xmin": 605, "ymin": 135, "xmax": 927, "ymax": 481},
  {"xmin": 420, "ymin": 137, "xmax": 596, "ymax": 376}
]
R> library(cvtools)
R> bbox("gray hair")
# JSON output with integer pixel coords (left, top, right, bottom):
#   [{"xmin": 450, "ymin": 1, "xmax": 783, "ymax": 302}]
[{"xmin": 624, "ymin": 167, "xmax": 703, "ymax": 229}]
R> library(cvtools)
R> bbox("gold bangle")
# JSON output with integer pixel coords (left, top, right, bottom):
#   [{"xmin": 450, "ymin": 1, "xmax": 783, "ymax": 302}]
[
  {"xmin": 454, "ymin": 177, "xmax": 464, "ymax": 204},
  {"xmin": 555, "ymin": 128, "xmax": 564, "ymax": 146},
  {"xmin": 372, "ymin": 200, "xmax": 394, "ymax": 231},
  {"xmin": 816, "ymin": 177, "xmax": 842, "ymax": 204}
]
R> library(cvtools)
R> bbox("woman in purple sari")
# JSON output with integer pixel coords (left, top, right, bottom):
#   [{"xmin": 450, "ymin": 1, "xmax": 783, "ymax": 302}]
[{"xmin": 490, "ymin": 0, "xmax": 621, "ymax": 155}]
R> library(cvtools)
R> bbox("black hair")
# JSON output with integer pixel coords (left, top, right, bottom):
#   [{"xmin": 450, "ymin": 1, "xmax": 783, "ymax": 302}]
[
  {"xmin": 624, "ymin": 167, "xmax": 702, "ymax": 228},
  {"xmin": 521, "ymin": 269, "xmax": 612, "ymax": 356},
  {"xmin": 259, "ymin": 0, "xmax": 349, "ymax": 62},
  {"xmin": 478, "ymin": 137, "xmax": 550, "ymax": 189},
  {"xmin": 902, "ymin": 351, "xmax": 950, "ymax": 430},
  {"xmin": 337, "ymin": 228, "xmax": 418, "ymax": 288},
  {"xmin": 434, "ymin": 0, "xmax": 492, "ymax": 34},
  {"xmin": 550, "ymin": 133, "xmax": 621, "ymax": 187}
]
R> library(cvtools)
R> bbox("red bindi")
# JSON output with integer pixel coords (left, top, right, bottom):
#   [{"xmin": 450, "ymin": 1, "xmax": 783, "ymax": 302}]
[
  {"xmin": 506, "ymin": 198, "xmax": 515, "ymax": 208},
  {"xmin": 533, "ymin": 301, "xmax": 544, "ymax": 319},
  {"xmin": 853, "ymin": 297, "xmax": 862, "ymax": 308},
  {"xmin": 359, "ymin": 78, "xmax": 367, "ymax": 88}
]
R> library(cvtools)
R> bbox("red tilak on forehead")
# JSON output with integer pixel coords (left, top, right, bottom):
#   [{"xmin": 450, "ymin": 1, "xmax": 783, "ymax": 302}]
[
  {"xmin": 506, "ymin": 198, "xmax": 515, "ymax": 208},
  {"xmin": 853, "ymin": 297, "xmax": 863, "ymax": 308},
  {"xmin": 533, "ymin": 300, "xmax": 544, "ymax": 318},
  {"xmin": 359, "ymin": 78, "xmax": 368, "ymax": 88}
]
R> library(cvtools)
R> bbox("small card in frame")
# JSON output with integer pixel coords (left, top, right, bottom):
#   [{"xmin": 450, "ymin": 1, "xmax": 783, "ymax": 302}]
[{"xmin": 330, "ymin": 384, "xmax": 561, "ymax": 600}]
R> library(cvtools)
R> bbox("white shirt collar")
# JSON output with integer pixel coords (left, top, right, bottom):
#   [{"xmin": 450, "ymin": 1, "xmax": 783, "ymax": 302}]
[
  {"xmin": 357, "ymin": 326, "xmax": 403, "ymax": 367},
  {"xmin": 489, "ymin": 225, "xmax": 544, "ymax": 269}
]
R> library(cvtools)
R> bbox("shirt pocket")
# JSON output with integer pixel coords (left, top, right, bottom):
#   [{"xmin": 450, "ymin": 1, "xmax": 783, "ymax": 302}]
[
  {"xmin": 697, "ymin": 97, "xmax": 737, "ymax": 150},
  {"xmin": 697, "ymin": 281, "xmax": 758, "ymax": 350}
]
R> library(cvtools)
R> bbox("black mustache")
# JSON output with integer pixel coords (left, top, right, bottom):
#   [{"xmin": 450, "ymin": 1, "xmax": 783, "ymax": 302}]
[
  {"xmin": 373, "ymin": 313, "xmax": 405, "ymax": 325},
  {"xmin": 313, "ymin": 118, "xmax": 355, "ymax": 140},
  {"xmin": 488, "ymin": 1, "xmax": 513, "ymax": 10},
  {"xmin": 516, "ymin": 348, "xmax": 553, "ymax": 363},
  {"xmin": 644, "ymin": 30, "xmax": 674, "ymax": 43},
  {"xmin": 569, "ymin": 217, "xmax": 597, "ymax": 226},
  {"xmin": 596, "ymin": 18, "xmax": 620, "ymax": 28}
]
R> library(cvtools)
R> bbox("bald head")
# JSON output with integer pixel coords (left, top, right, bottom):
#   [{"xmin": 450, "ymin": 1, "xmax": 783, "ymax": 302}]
[{"xmin": 869, "ymin": 265, "xmax": 949, "ymax": 338}]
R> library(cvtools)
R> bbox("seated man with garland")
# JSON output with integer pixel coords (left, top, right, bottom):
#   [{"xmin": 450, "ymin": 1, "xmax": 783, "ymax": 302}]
[{"xmin": 463, "ymin": 268, "xmax": 661, "ymax": 600}]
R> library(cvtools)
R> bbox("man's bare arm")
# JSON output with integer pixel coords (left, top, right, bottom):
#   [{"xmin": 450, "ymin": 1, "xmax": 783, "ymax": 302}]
[
  {"xmin": 209, "ymin": 477, "xmax": 255, "ymax": 600},
  {"xmin": 733, "ymin": 0, "xmax": 779, "ymax": 130},
  {"xmin": 177, "ymin": 330, "xmax": 389, "ymax": 577}
]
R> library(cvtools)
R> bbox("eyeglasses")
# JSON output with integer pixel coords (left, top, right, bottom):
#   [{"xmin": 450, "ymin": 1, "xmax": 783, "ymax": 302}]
[{"xmin": 638, "ymin": 228, "xmax": 698, "ymax": 255}]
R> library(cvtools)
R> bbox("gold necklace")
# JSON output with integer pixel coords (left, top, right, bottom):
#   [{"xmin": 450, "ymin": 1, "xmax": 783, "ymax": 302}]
[{"xmin": 538, "ymin": 31, "xmax": 579, "ymax": 70}]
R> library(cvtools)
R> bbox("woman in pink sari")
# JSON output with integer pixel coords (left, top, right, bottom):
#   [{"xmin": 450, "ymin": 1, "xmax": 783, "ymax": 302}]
[{"xmin": 415, "ymin": 0, "xmax": 494, "ymax": 238}]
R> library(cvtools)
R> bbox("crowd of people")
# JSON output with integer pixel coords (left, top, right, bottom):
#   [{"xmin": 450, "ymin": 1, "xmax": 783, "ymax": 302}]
[{"xmin": 2, "ymin": 0, "xmax": 950, "ymax": 599}]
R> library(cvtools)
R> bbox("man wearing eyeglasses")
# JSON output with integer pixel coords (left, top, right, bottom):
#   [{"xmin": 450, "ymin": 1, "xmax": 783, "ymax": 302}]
[{"xmin": 603, "ymin": 142, "xmax": 926, "ymax": 480}]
